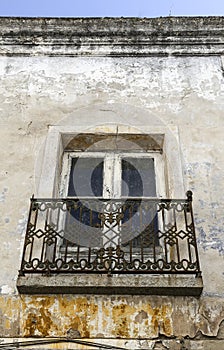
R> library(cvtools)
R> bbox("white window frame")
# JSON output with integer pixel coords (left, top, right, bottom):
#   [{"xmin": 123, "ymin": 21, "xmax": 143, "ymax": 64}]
[{"xmin": 60, "ymin": 151, "xmax": 166, "ymax": 200}]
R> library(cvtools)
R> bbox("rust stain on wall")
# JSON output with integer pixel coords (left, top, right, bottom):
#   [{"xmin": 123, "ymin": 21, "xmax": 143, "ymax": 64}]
[
  {"xmin": 68, "ymin": 296, "xmax": 98, "ymax": 337},
  {"xmin": 151, "ymin": 305, "xmax": 172, "ymax": 336},
  {"xmin": 2, "ymin": 294, "xmax": 224, "ymax": 340},
  {"xmin": 108, "ymin": 299, "xmax": 173, "ymax": 338},
  {"xmin": 21, "ymin": 296, "xmax": 99, "ymax": 338},
  {"xmin": 132, "ymin": 303, "xmax": 173, "ymax": 338},
  {"xmin": 20, "ymin": 296, "xmax": 174, "ymax": 338},
  {"xmin": 112, "ymin": 303, "xmax": 135, "ymax": 337},
  {"xmin": 22, "ymin": 297, "xmax": 56, "ymax": 337}
]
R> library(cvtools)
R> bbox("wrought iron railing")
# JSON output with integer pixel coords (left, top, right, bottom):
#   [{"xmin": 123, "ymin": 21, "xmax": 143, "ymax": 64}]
[{"xmin": 19, "ymin": 191, "xmax": 201, "ymax": 276}]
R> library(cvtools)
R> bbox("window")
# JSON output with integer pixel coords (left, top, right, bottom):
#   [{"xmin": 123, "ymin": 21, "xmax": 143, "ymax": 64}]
[
  {"xmin": 61, "ymin": 151, "xmax": 165, "ymax": 198},
  {"xmin": 60, "ymin": 151, "xmax": 165, "ymax": 256}
]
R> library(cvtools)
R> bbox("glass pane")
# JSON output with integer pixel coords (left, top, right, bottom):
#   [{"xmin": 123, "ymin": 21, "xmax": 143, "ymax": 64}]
[
  {"xmin": 121, "ymin": 158, "xmax": 158, "ymax": 248},
  {"xmin": 68, "ymin": 157, "xmax": 103, "ymax": 197},
  {"xmin": 121, "ymin": 158, "xmax": 156, "ymax": 197}
]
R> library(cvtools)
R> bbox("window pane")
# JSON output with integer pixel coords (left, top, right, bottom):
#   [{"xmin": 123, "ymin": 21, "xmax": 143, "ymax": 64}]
[
  {"xmin": 65, "ymin": 157, "xmax": 103, "ymax": 242},
  {"xmin": 121, "ymin": 158, "xmax": 158, "ymax": 248},
  {"xmin": 121, "ymin": 158, "xmax": 156, "ymax": 197},
  {"xmin": 68, "ymin": 157, "xmax": 103, "ymax": 197}
]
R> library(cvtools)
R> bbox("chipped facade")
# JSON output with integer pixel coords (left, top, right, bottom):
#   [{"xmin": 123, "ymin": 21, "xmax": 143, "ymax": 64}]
[{"xmin": 0, "ymin": 17, "xmax": 224, "ymax": 349}]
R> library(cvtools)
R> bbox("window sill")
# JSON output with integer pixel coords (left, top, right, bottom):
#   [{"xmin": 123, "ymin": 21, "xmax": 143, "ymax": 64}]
[{"xmin": 17, "ymin": 274, "xmax": 203, "ymax": 296}]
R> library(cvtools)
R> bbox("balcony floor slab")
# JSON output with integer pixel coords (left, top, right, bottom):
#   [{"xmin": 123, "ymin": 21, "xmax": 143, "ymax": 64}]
[{"xmin": 17, "ymin": 274, "xmax": 203, "ymax": 296}]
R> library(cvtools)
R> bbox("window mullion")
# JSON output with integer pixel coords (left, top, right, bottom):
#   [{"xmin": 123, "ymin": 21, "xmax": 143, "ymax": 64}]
[
  {"xmin": 103, "ymin": 154, "xmax": 114, "ymax": 199},
  {"xmin": 113, "ymin": 154, "xmax": 121, "ymax": 199}
]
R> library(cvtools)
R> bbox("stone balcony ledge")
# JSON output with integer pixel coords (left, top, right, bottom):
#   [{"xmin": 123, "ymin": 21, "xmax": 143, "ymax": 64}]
[{"xmin": 17, "ymin": 274, "xmax": 203, "ymax": 296}]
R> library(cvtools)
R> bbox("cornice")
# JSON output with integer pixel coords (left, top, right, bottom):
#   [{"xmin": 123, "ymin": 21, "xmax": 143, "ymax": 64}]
[{"xmin": 0, "ymin": 17, "xmax": 224, "ymax": 56}]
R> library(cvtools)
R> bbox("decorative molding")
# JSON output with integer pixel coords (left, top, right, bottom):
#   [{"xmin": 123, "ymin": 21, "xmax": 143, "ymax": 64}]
[{"xmin": 0, "ymin": 17, "xmax": 224, "ymax": 56}]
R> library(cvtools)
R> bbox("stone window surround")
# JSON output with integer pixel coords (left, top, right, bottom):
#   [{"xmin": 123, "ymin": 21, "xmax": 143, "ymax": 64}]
[{"xmin": 36, "ymin": 123, "xmax": 185, "ymax": 199}]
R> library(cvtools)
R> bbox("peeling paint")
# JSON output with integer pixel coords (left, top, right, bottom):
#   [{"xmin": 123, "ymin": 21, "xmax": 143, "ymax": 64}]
[
  {"xmin": 0, "ymin": 285, "xmax": 13, "ymax": 294},
  {"xmin": 0, "ymin": 294, "xmax": 221, "ymax": 339},
  {"xmin": 0, "ymin": 294, "xmax": 224, "ymax": 344},
  {"xmin": 0, "ymin": 296, "xmax": 20, "ymax": 337},
  {"xmin": 19, "ymin": 296, "xmax": 175, "ymax": 339}
]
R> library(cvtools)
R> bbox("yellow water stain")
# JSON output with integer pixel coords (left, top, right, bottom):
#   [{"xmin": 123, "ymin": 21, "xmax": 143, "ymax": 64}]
[
  {"xmin": 21, "ymin": 296, "xmax": 58, "ymax": 337},
  {"xmin": 161, "ymin": 305, "xmax": 172, "ymax": 335},
  {"xmin": 112, "ymin": 303, "xmax": 135, "ymax": 338},
  {"xmin": 0, "ymin": 296, "xmax": 20, "ymax": 335},
  {"xmin": 162, "ymin": 317, "xmax": 172, "ymax": 335},
  {"xmin": 4, "ymin": 319, "xmax": 11, "ymax": 330},
  {"xmin": 151, "ymin": 305, "xmax": 172, "ymax": 336},
  {"xmin": 73, "ymin": 297, "xmax": 90, "ymax": 312},
  {"xmin": 57, "ymin": 296, "xmax": 75, "ymax": 317},
  {"xmin": 102, "ymin": 304, "xmax": 110, "ymax": 318},
  {"xmin": 131, "ymin": 303, "xmax": 173, "ymax": 338},
  {"xmin": 57, "ymin": 296, "xmax": 98, "ymax": 338},
  {"xmin": 23, "ymin": 306, "xmax": 54, "ymax": 337},
  {"xmin": 68, "ymin": 311, "xmax": 90, "ymax": 338},
  {"xmin": 72, "ymin": 297, "xmax": 98, "ymax": 338},
  {"xmin": 0, "ymin": 295, "xmax": 20, "ymax": 319},
  {"xmin": 20, "ymin": 295, "xmax": 173, "ymax": 339}
]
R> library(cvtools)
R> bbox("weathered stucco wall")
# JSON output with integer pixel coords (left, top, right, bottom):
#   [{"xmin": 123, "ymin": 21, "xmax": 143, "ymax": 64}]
[
  {"xmin": 0, "ymin": 17, "xmax": 224, "ymax": 349},
  {"xmin": 1, "ymin": 294, "xmax": 224, "ymax": 338}
]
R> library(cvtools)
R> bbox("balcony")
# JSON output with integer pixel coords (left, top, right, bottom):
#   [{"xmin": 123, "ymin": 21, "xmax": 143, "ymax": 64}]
[{"xmin": 17, "ymin": 191, "xmax": 203, "ymax": 295}]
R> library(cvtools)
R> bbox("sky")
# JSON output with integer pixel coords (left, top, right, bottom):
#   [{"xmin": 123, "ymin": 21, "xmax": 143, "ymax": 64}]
[{"xmin": 0, "ymin": 0, "xmax": 223, "ymax": 18}]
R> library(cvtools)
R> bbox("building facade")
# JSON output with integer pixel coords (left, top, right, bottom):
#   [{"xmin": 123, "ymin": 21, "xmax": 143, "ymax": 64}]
[{"xmin": 0, "ymin": 16, "xmax": 224, "ymax": 349}]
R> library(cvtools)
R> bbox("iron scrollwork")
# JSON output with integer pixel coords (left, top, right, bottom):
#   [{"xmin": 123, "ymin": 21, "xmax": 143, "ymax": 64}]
[{"xmin": 19, "ymin": 191, "xmax": 201, "ymax": 276}]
